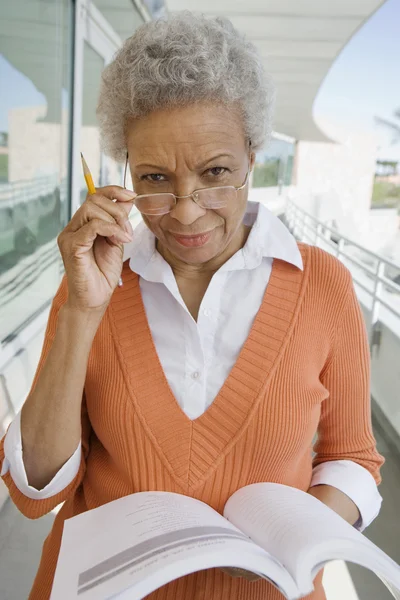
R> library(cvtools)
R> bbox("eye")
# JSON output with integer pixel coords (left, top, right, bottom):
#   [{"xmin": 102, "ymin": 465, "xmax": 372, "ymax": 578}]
[
  {"xmin": 141, "ymin": 173, "xmax": 167, "ymax": 183},
  {"xmin": 207, "ymin": 167, "xmax": 228, "ymax": 177}
]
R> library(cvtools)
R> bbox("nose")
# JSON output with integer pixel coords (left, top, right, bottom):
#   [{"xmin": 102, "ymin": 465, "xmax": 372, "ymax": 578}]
[{"xmin": 169, "ymin": 194, "xmax": 206, "ymax": 225}]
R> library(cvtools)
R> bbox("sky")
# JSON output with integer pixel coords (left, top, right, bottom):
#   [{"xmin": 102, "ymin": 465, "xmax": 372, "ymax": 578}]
[
  {"xmin": 1, "ymin": 0, "xmax": 400, "ymax": 161},
  {"xmin": 0, "ymin": 57, "xmax": 45, "ymax": 132},
  {"xmin": 313, "ymin": 0, "xmax": 400, "ymax": 161}
]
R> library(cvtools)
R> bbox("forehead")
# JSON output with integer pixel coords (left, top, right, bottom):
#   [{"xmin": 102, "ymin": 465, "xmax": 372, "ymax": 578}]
[{"xmin": 126, "ymin": 102, "xmax": 247, "ymax": 164}]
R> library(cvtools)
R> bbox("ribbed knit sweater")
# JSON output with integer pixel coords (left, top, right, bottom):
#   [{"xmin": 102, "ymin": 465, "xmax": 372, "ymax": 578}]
[{"xmin": 0, "ymin": 242, "xmax": 383, "ymax": 600}]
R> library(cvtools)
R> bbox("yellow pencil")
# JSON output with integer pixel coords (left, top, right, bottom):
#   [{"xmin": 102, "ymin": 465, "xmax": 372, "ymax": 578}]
[
  {"xmin": 80, "ymin": 152, "xmax": 96, "ymax": 195},
  {"xmin": 80, "ymin": 152, "xmax": 123, "ymax": 287}
]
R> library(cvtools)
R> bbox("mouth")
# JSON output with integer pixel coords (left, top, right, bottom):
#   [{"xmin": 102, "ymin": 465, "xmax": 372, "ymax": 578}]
[{"xmin": 170, "ymin": 230, "xmax": 214, "ymax": 248}]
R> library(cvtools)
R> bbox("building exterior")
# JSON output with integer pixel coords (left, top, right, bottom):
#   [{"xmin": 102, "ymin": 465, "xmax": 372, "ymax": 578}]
[{"xmin": 0, "ymin": 0, "xmax": 150, "ymax": 510}]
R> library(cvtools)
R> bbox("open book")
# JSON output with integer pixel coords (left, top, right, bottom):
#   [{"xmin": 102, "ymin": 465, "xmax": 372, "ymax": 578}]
[{"xmin": 50, "ymin": 483, "xmax": 400, "ymax": 600}]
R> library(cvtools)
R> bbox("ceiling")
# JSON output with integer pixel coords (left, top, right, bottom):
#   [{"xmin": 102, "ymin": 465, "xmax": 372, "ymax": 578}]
[
  {"xmin": 0, "ymin": 0, "xmax": 386, "ymax": 143},
  {"xmin": 164, "ymin": 0, "xmax": 387, "ymax": 142}
]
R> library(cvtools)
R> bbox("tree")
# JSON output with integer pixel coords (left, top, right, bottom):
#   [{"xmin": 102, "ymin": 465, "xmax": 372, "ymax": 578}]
[
  {"xmin": 376, "ymin": 160, "xmax": 398, "ymax": 177},
  {"xmin": 375, "ymin": 108, "xmax": 400, "ymax": 144}
]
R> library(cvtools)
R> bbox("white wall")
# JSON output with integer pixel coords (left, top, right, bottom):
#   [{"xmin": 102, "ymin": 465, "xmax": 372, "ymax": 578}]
[
  {"xmin": 248, "ymin": 186, "xmax": 288, "ymax": 215},
  {"xmin": 366, "ymin": 208, "xmax": 400, "ymax": 257},
  {"xmin": 292, "ymin": 135, "xmax": 377, "ymax": 246},
  {"xmin": 8, "ymin": 107, "xmax": 69, "ymax": 182}
]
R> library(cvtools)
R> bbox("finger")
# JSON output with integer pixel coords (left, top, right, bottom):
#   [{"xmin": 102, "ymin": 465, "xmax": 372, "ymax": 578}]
[
  {"xmin": 65, "ymin": 219, "xmax": 131, "ymax": 255},
  {"xmin": 65, "ymin": 202, "xmax": 117, "ymax": 233},
  {"xmin": 64, "ymin": 187, "xmax": 136, "ymax": 235},
  {"xmin": 84, "ymin": 194, "xmax": 134, "ymax": 235},
  {"xmin": 94, "ymin": 185, "xmax": 136, "ymax": 217}
]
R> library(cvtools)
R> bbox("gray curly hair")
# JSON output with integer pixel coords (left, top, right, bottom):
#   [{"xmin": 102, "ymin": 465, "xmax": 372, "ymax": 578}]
[{"xmin": 97, "ymin": 11, "xmax": 275, "ymax": 163}]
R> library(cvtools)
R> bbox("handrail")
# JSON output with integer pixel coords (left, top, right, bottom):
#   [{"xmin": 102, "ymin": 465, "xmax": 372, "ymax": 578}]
[
  {"xmin": 286, "ymin": 198, "xmax": 400, "ymax": 272},
  {"xmin": 284, "ymin": 198, "xmax": 400, "ymax": 350},
  {"xmin": 0, "ymin": 176, "xmax": 67, "ymax": 209}
]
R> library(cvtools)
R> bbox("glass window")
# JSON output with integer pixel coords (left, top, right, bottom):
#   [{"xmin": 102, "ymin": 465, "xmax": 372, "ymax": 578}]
[
  {"xmin": 79, "ymin": 42, "xmax": 106, "ymax": 205},
  {"xmin": 79, "ymin": 41, "xmax": 126, "ymax": 202},
  {"xmin": 253, "ymin": 136, "xmax": 295, "ymax": 189},
  {"xmin": 0, "ymin": 0, "xmax": 72, "ymax": 343},
  {"xmin": 79, "ymin": 39, "xmax": 137, "ymax": 221},
  {"xmin": 93, "ymin": 0, "xmax": 146, "ymax": 41},
  {"xmin": 143, "ymin": 0, "xmax": 166, "ymax": 18}
]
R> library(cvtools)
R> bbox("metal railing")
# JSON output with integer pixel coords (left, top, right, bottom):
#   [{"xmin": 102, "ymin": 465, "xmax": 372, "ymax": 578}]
[
  {"xmin": 0, "ymin": 175, "xmax": 66, "ymax": 208},
  {"xmin": 284, "ymin": 199, "xmax": 400, "ymax": 350}
]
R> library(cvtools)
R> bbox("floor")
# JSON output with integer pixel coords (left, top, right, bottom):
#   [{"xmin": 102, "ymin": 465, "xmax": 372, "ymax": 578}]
[
  {"xmin": 0, "ymin": 425, "xmax": 399, "ymax": 600},
  {"xmin": 346, "ymin": 419, "xmax": 400, "ymax": 599}
]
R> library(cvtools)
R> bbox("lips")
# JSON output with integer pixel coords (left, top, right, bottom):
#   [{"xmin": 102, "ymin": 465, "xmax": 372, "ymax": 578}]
[{"xmin": 171, "ymin": 231, "xmax": 213, "ymax": 248}]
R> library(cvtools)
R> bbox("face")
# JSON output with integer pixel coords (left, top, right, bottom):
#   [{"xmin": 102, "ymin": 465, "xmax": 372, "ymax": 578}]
[{"xmin": 126, "ymin": 101, "xmax": 255, "ymax": 267}]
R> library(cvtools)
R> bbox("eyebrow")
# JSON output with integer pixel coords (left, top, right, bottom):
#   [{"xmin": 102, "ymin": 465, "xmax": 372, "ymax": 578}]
[{"xmin": 135, "ymin": 153, "xmax": 237, "ymax": 172}]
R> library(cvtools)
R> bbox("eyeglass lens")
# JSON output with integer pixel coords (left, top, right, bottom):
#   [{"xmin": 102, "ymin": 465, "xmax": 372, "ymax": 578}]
[{"xmin": 135, "ymin": 186, "xmax": 237, "ymax": 216}]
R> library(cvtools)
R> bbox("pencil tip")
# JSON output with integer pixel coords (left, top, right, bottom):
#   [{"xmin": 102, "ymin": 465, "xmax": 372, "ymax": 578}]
[{"xmin": 80, "ymin": 153, "xmax": 89, "ymax": 174}]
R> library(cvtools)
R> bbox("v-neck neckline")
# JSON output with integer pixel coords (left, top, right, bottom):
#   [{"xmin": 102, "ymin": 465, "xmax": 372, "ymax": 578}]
[{"xmin": 109, "ymin": 243, "xmax": 310, "ymax": 492}]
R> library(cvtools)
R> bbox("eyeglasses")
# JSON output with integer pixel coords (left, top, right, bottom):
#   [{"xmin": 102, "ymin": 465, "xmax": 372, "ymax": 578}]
[{"xmin": 123, "ymin": 155, "xmax": 250, "ymax": 216}]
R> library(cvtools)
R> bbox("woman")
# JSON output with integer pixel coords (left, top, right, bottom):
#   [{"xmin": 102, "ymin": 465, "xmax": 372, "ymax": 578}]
[{"xmin": 0, "ymin": 11, "xmax": 384, "ymax": 600}]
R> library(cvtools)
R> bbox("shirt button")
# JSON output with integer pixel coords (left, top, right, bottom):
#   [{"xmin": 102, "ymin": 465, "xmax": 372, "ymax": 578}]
[
  {"xmin": 203, "ymin": 309, "xmax": 211, "ymax": 317},
  {"xmin": 191, "ymin": 371, "xmax": 200, "ymax": 380}
]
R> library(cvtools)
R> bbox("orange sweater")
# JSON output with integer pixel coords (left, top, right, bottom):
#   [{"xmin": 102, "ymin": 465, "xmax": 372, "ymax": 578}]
[{"xmin": 0, "ymin": 242, "xmax": 383, "ymax": 600}]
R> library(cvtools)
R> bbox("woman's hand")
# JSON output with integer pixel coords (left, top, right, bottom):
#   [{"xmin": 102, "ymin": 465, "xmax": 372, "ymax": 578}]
[
  {"xmin": 58, "ymin": 186, "xmax": 136, "ymax": 311},
  {"xmin": 220, "ymin": 567, "xmax": 261, "ymax": 582}
]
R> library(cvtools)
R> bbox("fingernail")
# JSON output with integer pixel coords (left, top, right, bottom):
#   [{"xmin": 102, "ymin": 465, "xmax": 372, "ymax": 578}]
[
  {"xmin": 121, "ymin": 189, "xmax": 136, "ymax": 200},
  {"xmin": 125, "ymin": 220, "xmax": 134, "ymax": 236},
  {"xmin": 120, "ymin": 231, "xmax": 132, "ymax": 243}
]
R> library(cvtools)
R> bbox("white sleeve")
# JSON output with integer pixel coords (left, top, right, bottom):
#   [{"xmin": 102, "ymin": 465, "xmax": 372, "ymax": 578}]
[
  {"xmin": 1, "ymin": 411, "xmax": 82, "ymax": 499},
  {"xmin": 310, "ymin": 459, "xmax": 382, "ymax": 532}
]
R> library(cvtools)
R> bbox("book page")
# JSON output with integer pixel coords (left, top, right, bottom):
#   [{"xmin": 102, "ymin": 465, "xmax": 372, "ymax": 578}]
[
  {"xmin": 51, "ymin": 491, "xmax": 298, "ymax": 600},
  {"xmin": 224, "ymin": 483, "xmax": 400, "ymax": 598}
]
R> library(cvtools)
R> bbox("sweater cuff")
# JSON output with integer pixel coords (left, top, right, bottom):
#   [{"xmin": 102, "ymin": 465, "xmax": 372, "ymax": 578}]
[
  {"xmin": 310, "ymin": 459, "xmax": 382, "ymax": 531},
  {"xmin": 1, "ymin": 411, "xmax": 82, "ymax": 499}
]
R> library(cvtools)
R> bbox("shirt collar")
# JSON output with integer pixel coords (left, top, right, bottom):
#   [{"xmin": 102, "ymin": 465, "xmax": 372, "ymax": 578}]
[{"xmin": 124, "ymin": 201, "xmax": 303, "ymax": 283}]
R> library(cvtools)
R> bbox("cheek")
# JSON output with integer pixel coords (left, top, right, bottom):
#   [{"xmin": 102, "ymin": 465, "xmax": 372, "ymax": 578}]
[
  {"xmin": 142, "ymin": 215, "xmax": 166, "ymax": 238},
  {"xmin": 220, "ymin": 196, "xmax": 248, "ymax": 231}
]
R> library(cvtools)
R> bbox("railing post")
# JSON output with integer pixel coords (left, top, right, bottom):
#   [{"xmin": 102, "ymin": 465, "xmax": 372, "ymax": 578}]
[
  {"xmin": 324, "ymin": 220, "xmax": 332, "ymax": 240},
  {"xmin": 370, "ymin": 260, "xmax": 385, "ymax": 348},
  {"xmin": 300, "ymin": 214, "xmax": 307, "ymax": 241},
  {"xmin": 336, "ymin": 238, "xmax": 344, "ymax": 259},
  {"xmin": 315, "ymin": 223, "xmax": 323, "ymax": 246},
  {"xmin": 286, "ymin": 201, "xmax": 292, "ymax": 230},
  {"xmin": 292, "ymin": 205, "xmax": 298, "ymax": 237}
]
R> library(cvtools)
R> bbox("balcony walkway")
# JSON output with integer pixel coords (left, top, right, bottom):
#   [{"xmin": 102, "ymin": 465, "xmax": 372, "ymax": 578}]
[{"xmin": 0, "ymin": 415, "xmax": 399, "ymax": 600}]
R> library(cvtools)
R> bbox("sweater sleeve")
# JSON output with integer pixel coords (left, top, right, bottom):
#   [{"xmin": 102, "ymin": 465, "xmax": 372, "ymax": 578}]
[
  {"xmin": 1, "ymin": 412, "xmax": 82, "ymax": 497},
  {"xmin": 313, "ymin": 272, "xmax": 385, "ymax": 485},
  {"xmin": 0, "ymin": 277, "xmax": 92, "ymax": 519}
]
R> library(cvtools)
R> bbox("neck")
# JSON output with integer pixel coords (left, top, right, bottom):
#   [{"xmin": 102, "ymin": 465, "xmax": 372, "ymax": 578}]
[{"xmin": 157, "ymin": 223, "xmax": 251, "ymax": 280}]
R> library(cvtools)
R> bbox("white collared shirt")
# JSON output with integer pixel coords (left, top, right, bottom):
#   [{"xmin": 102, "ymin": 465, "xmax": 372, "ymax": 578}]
[
  {"xmin": 1, "ymin": 202, "xmax": 382, "ymax": 529},
  {"xmin": 126, "ymin": 201, "xmax": 303, "ymax": 419}
]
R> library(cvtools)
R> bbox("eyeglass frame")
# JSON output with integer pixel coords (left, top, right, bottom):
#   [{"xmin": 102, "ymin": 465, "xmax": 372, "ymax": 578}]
[{"xmin": 122, "ymin": 151, "xmax": 251, "ymax": 215}]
